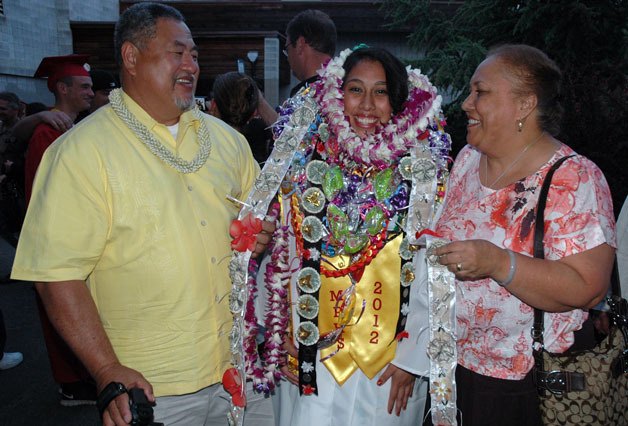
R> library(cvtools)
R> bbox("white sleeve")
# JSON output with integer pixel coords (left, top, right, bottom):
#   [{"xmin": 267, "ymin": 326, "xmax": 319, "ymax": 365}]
[{"xmin": 391, "ymin": 248, "xmax": 430, "ymax": 377}]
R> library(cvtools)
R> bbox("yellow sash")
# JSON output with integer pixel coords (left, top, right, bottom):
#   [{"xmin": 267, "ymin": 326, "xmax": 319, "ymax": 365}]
[{"xmin": 318, "ymin": 235, "xmax": 402, "ymax": 385}]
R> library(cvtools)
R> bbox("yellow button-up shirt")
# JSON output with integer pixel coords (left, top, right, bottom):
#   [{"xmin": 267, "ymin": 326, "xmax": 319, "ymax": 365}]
[{"xmin": 12, "ymin": 91, "xmax": 259, "ymax": 396}]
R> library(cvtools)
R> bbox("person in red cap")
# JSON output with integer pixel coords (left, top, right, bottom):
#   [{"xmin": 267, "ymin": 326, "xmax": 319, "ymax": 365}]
[
  {"xmin": 12, "ymin": 3, "xmax": 274, "ymax": 426},
  {"xmin": 25, "ymin": 54, "xmax": 94, "ymax": 202},
  {"xmin": 23, "ymin": 54, "xmax": 96, "ymax": 407}
]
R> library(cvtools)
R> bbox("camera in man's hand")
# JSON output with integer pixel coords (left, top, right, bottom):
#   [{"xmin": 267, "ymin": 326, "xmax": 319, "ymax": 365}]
[{"xmin": 127, "ymin": 388, "xmax": 164, "ymax": 426}]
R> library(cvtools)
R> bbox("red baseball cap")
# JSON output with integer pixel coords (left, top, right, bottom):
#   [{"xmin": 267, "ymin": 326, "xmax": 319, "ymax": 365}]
[{"xmin": 34, "ymin": 54, "xmax": 91, "ymax": 92}]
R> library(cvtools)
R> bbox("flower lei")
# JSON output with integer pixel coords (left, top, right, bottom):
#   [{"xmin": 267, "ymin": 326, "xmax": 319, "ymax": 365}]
[
  {"xmin": 109, "ymin": 88, "xmax": 212, "ymax": 174},
  {"xmin": 240, "ymin": 204, "xmax": 291, "ymax": 393},
  {"xmin": 230, "ymin": 214, "xmax": 262, "ymax": 252},
  {"xmin": 312, "ymin": 48, "xmax": 443, "ymax": 170}
]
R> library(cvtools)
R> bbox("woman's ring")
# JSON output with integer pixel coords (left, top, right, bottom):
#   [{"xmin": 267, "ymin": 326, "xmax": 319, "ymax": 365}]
[{"xmin": 456, "ymin": 263, "xmax": 463, "ymax": 272}]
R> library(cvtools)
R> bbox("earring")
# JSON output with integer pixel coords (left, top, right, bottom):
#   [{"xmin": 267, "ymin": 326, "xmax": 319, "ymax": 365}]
[{"xmin": 517, "ymin": 119, "xmax": 523, "ymax": 132}]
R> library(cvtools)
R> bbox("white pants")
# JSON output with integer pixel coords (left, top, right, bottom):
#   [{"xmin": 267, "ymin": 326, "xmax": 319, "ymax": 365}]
[
  {"xmin": 273, "ymin": 365, "xmax": 428, "ymax": 426},
  {"xmin": 154, "ymin": 381, "xmax": 275, "ymax": 426}
]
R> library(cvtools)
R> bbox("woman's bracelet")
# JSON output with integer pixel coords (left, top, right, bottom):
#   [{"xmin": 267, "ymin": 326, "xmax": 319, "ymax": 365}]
[{"xmin": 496, "ymin": 249, "xmax": 516, "ymax": 287}]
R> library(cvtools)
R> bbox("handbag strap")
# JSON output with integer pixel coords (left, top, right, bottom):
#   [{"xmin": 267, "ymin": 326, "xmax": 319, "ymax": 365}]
[
  {"xmin": 611, "ymin": 256, "xmax": 622, "ymax": 298},
  {"xmin": 530, "ymin": 155, "xmax": 578, "ymax": 396},
  {"xmin": 531, "ymin": 155, "xmax": 575, "ymax": 349},
  {"xmin": 531, "ymin": 155, "xmax": 628, "ymax": 391}
]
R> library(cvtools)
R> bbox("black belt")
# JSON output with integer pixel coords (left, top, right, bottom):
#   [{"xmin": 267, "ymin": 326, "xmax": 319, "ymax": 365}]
[{"xmin": 533, "ymin": 369, "xmax": 585, "ymax": 395}]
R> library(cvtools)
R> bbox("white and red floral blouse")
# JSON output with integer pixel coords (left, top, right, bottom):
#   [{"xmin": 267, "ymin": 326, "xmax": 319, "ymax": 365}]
[{"xmin": 435, "ymin": 143, "xmax": 616, "ymax": 380}]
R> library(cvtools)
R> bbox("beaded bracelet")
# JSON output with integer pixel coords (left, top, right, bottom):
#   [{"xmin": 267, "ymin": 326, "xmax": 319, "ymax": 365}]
[{"xmin": 496, "ymin": 249, "xmax": 516, "ymax": 287}]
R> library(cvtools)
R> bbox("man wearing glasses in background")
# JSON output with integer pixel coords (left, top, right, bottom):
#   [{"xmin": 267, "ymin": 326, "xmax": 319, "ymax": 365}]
[
  {"xmin": 283, "ymin": 9, "xmax": 336, "ymax": 97},
  {"xmin": 258, "ymin": 9, "xmax": 336, "ymax": 125}
]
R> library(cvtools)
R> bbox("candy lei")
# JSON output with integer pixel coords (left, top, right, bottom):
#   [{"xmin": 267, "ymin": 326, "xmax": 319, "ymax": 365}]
[{"xmin": 291, "ymin": 159, "xmax": 405, "ymax": 274}]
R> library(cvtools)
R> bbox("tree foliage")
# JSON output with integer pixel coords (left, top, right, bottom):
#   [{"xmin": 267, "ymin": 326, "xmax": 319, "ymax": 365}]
[{"xmin": 382, "ymin": 0, "xmax": 628, "ymax": 214}]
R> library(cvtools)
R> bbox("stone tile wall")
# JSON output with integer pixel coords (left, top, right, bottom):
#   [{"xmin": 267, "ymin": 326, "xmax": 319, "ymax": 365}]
[{"xmin": 0, "ymin": 0, "xmax": 117, "ymax": 105}]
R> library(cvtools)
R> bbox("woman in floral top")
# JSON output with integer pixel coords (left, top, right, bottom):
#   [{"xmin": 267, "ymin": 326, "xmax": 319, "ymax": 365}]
[{"xmin": 432, "ymin": 44, "xmax": 616, "ymax": 425}]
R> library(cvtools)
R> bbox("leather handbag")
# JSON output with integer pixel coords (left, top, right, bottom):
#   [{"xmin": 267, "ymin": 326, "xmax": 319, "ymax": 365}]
[{"xmin": 531, "ymin": 156, "xmax": 628, "ymax": 425}]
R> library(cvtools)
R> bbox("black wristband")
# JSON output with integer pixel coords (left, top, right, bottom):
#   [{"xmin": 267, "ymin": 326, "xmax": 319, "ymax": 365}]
[{"xmin": 97, "ymin": 381, "xmax": 127, "ymax": 417}]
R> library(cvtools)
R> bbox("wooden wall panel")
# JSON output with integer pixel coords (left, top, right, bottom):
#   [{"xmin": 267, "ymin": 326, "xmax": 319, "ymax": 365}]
[{"xmin": 72, "ymin": 1, "xmax": 459, "ymax": 95}]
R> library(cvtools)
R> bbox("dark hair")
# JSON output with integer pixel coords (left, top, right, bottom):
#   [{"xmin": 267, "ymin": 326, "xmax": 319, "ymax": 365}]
[
  {"xmin": 90, "ymin": 69, "xmax": 120, "ymax": 92},
  {"xmin": 26, "ymin": 102, "xmax": 48, "ymax": 116},
  {"xmin": 212, "ymin": 72, "xmax": 259, "ymax": 131},
  {"xmin": 0, "ymin": 92, "xmax": 20, "ymax": 110},
  {"xmin": 114, "ymin": 2, "xmax": 185, "ymax": 66},
  {"xmin": 242, "ymin": 117, "xmax": 273, "ymax": 165},
  {"xmin": 487, "ymin": 44, "xmax": 563, "ymax": 136},
  {"xmin": 58, "ymin": 76, "xmax": 75, "ymax": 88},
  {"xmin": 342, "ymin": 47, "xmax": 408, "ymax": 115},
  {"xmin": 286, "ymin": 9, "xmax": 336, "ymax": 57}
]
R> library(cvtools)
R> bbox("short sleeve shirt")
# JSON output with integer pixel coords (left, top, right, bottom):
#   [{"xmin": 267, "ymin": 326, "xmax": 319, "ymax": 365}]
[
  {"xmin": 435, "ymin": 143, "xmax": 616, "ymax": 379},
  {"xmin": 12, "ymin": 91, "xmax": 259, "ymax": 396}
]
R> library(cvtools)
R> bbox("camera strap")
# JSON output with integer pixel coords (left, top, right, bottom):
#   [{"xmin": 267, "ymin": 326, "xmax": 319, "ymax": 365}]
[{"xmin": 97, "ymin": 381, "xmax": 128, "ymax": 417}]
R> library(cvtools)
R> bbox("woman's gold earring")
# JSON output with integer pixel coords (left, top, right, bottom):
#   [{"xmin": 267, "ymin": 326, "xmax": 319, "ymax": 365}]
[{"xmin": 517, "ymin": 120, "xmax": 523, "ymax": 132}]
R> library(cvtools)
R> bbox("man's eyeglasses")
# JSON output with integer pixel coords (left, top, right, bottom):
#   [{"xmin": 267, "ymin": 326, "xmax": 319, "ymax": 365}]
[{"xmin": 282, "ymin": 41, "xmax": 295, "ymax": 58}]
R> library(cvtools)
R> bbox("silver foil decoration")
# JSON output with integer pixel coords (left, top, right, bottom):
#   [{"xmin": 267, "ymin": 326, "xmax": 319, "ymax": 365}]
[
  {"xmin": 426, "ymin": 235, "xmax": 458, "ymax": 426},
  {"xmin": 405, "ymin": 144, "xmax": 437, "ymax": 243},
  {"xmin": 226, "ymin": 91, "xmax": 318, "ymax": 426}
]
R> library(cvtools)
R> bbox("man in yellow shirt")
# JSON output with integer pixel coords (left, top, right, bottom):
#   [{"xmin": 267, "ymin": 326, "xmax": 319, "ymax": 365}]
[{"xmin": 12, "ymin": 3, "xmax": 273, "ymax": 425}]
